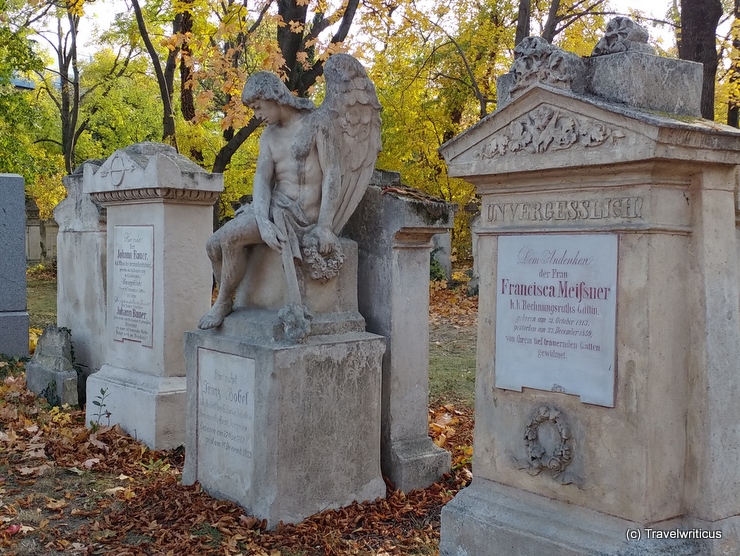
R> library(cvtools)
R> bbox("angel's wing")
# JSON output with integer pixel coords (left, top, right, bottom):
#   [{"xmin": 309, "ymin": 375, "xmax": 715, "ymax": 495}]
[{"xmin": 318, "ymin": 54, "xmax": 381, "ymax": 234}]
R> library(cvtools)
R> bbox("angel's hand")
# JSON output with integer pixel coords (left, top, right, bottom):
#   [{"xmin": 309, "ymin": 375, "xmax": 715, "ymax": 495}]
[
  {"xmin": 307, "ymin": 226, "xmax": 340, "ymax": 255},
  {"xmin": 258, "ymin": 219, "xmax": 285, "ymax": 253}
]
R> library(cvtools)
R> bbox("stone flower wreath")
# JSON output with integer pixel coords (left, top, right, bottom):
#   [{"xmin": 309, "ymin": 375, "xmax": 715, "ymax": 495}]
[
  {"xmin": 302, "ymin": 242, "xmax": 346, "ymax": 283},
  {"xmin": 513, "ymin": 405, "xmax": 579, "ymax": 486}
]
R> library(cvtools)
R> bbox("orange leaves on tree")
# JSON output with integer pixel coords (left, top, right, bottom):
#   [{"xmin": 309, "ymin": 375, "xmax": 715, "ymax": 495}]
[
  {"xmin": 221, "ymin": 98, "xmax": 250, "ymax": 131},
  {"xmin": 195, "ymin": 90, "xmax": 214, "ymax": 117},
  {"xmin": 296, "ymin": 51, "xmax": 310, "ymax": 71},
  {"xmin": 259, "ymin": 42, "xmax": 288, "ymax": 76},
  {"xmin": 289, "ymin": 20, "xmax": 304, "ymax": 33},
  {"xmin": 318, "ymin": 41, "xmax": 350, "ymax": 61},
  {"xmin": 66, "ymin": 0, "xmax": 86, "ymax": 17}
]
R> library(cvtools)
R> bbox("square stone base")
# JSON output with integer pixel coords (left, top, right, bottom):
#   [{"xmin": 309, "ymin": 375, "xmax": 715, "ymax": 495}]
[
  {"xmin": 85, "ymin": 365, "xmax": 185, "ymax": 449},
  {"xmin": 182, "ymin": 327, "xmax": 387, "ymax": 528},
  {"xmin": 26, "ymin": 363, "xmax": 78, "ymax": 406},
  {"xmin": 385, "ymin": 437, "xmax": 451, "ymax": 492},
  {"xmin": 440, "ymin": 479, "xmax": 707, "ymax": 556},
  {"xmin": 0, "ymin": 311, "xmax": 29, "ymax": 358}
]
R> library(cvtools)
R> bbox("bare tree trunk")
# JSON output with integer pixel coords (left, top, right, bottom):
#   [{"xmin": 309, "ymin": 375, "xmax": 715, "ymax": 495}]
[
  {"xmin": 678, "ymin": 0, "xmax": 723, "ymax": 119},
  {"xmin": 58, "ymin": 12, "xmax": 80, "ymax": 174},
  {"xmin": 542, "ymin": 0, "xmax": 562, "ymax": 43},
  {"xmin": 728, "ymin": 0, "xmax": 740, "ymax": 127},
  {"xmin": 515, "ymin": 0, "xmax": 531, "ymax": 46},
  {"xmin": 131, "ymin": 0, "xmax": 179, "ymax": 147},
  {"xmin": 179, "ymin": 5, "xmax": 204, "ymax": 163}
]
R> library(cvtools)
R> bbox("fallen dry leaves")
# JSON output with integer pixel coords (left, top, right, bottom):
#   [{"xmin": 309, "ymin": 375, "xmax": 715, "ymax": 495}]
[
  {"xmin": 0, "ymin": 351, "xmax": 474, "ymax": 555},
  {"xmin": 429, "ymin": 280, "xmax": 478, "ymax": 328}
]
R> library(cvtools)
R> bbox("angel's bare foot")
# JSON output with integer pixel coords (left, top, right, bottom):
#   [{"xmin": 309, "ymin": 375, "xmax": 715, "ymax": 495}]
[{"xmin": 198, "ymin": 301, "xmax": 233, "ymax": 330}]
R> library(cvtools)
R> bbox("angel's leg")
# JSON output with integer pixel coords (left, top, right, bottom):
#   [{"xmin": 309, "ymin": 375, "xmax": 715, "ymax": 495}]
[{"xmin": 199, "ymin": 213, "xmax": 262, "ymax": 329}]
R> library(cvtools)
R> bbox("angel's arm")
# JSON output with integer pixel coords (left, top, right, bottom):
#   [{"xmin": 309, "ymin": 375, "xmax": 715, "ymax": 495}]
[{"xmin": 252, "ymin": 129, "xmax": 284, "ymax": 251}]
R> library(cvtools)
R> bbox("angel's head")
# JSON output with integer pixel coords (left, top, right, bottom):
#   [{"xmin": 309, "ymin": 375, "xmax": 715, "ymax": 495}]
[{"xmin": 242, "ymin": 72, "xmax": 315, "ymax": 114}]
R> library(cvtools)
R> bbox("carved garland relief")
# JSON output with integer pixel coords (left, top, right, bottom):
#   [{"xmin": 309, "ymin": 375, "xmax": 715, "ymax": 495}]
[
  {"xmin": 479, "ymin": 106, "xmax": 626, "ymax": 159},
  {"xmin": 512, "ymin": 405, "xmax": 581, "ymax": 486}
]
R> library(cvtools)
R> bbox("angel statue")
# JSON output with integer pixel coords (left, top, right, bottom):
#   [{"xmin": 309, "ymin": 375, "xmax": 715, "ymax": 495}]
[{"xmin": 198, "ymin": 54, "xmax": 381, "ymax": 341}]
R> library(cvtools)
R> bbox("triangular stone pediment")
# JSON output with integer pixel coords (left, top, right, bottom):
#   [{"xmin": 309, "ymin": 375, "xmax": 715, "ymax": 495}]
[{"xmin": 440, "ymin": 84, "xmax": 740, "ymax": 179}]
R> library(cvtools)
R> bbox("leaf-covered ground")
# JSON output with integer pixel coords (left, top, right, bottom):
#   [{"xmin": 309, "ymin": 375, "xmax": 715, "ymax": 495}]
[{"xmin": 1, "ymin": 285, "xmax": 477, "ymax": 555}]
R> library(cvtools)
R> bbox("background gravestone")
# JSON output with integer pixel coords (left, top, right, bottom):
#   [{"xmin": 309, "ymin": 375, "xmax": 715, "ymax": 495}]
[
  {"xmin": 0, "ymin": 174, "xmax": 29, "ymax": 357},
  {"xmin": 54, "ymin": 161, "xmax": 106, "ymax": 384},
  {"xmin": 346, "ymin": 173, "xmax": 454, "ymax": 492}
]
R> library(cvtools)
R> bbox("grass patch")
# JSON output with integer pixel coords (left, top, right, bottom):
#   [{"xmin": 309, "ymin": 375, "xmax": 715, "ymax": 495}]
[{"xmin": 429, "ymin": 348, "xmax": 476, "ymax": 407}]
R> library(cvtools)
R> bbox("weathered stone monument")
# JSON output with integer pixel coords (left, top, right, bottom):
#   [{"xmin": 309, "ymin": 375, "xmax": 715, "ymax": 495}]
[
  {"xmin": 439, "ymin": 19, "xmax": 740, "ymax": 555},
  {"xmin": 346, "ymin": 172, "xmax": 454, "ymax": 491},
  {"xmin": 25, "ymin": 325, "xmax": 77, "ymax": 406},
  {"xmin": 84, "ymin": 143, "xmax": 222, "ymax": 449},
  {"xmin": 0, "ymin": 174, "xmax": 29, "ymax": 358},
  {"xmin": 182, "ymin": 54, "xmax": 387, "ymax": 527},
  {"xmin": 54, "ymin": 162, "xmax": 107, "ymax": 384}
]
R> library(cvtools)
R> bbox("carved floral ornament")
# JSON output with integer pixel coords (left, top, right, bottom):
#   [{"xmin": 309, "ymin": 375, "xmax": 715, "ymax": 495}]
[
  {"xmin": 479, "ymin": 105, "xmax": 626, "ymax": 158},
  {"xmin": 512, "ymin": 405, "xmax": 581, "ymax": 486},
  {"xmin": 509, "ymin": 37, "xmax": 584, "ymax": 98}
]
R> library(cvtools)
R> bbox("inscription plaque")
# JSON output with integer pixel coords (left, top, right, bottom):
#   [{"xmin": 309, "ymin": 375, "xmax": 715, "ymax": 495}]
[
  {"xmin": 495, "ymin": 234, "xmax": 617, "ymax": 407},
  {"xmin": 112, "ymin": 225, "xmax": 154, "ymax": 346},
  {"xmin": 197, "ymin": 349, "xmax": 256, "ymax": 493}
]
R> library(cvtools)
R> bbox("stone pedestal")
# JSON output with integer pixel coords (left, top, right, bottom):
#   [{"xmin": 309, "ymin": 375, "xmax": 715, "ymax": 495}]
[
  {"xmin": 346, "ymin": 177, "xmax": 454, "ymax": 492},
  {"xmin": 0, "ymin": 174, "xmax": 29, "ymax": 358},
  {"xmin": 182, "ymin": 324, "xmax": 386, "ymax": 528},
  {"xmin": 438, "ymin": 49, "xmax": 740, "ymax": 554},
  {"xmin": 84, "ymin": 143, "xmax": 222, "ymax": 449}
]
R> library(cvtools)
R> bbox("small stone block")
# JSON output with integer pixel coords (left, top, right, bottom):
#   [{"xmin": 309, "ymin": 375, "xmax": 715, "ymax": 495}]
[
  {"xmin": 25, "ymin": 325, "xmax": 78, "ymax": 405},
  {"xmin": 26, "ymin": 363, "xmax": 78, "ymax": 406},
  {"xmin": 387, "ymin": 438, "xmax": 451, "ymax": 493},
  {"xmin": 585, "ymin": 52, "xmax": 703, "ymax": 117}
]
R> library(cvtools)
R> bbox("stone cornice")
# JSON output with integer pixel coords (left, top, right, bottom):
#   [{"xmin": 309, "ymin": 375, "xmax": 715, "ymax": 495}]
[{"xmin": 90, "ymin": 188, "xmax": 220, "ymax": 206}]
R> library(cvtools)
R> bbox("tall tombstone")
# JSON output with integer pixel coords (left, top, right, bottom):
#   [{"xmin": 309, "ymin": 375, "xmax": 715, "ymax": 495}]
[
  {"xmin": 182, "ymin": 55, "xmax": 387, "ymax": 528},
  {"xmin": 345, "ymin": 172, "xmax": 454, "ymax": 492},
  {"xmin": 0, "ymin": 174, "xmax": 29, "ymax": 357},
  {"xmin": 439, "ymin": 21, "xmax": 740, "ymax": 555},
  {"xmin": 54, "ymin": 162, "xmax": 107, "ymax": 379},
  {"xmin": 84, "ymin": 143, "xmax": 222, "ymax": 449}
]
